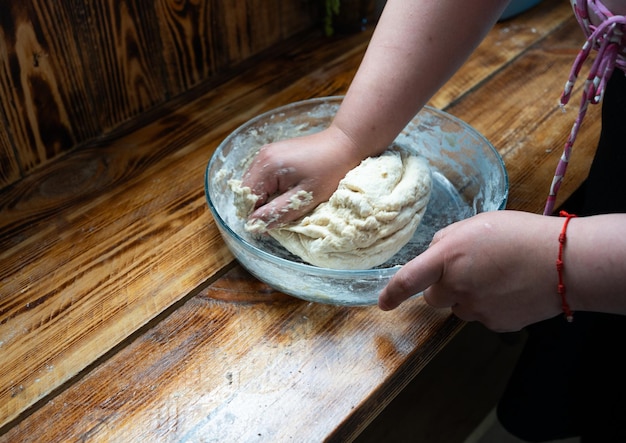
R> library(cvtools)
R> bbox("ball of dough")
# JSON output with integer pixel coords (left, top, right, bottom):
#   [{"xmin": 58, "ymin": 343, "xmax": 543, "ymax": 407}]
[{"xmin": 261, "ymin": 147, "xmax": 432, "ymax": 269}]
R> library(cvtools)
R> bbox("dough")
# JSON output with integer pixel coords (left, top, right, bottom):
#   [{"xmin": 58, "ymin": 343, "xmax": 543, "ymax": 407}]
[{"xmin": 231, "ymin": 147, "xmax": 432, "ymax": 270}]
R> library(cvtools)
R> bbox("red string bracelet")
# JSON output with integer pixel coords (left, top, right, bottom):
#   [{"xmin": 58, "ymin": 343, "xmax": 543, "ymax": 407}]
[{"xmin": 557, "ymin": 210, "xmax": 576, "ymax": 322}]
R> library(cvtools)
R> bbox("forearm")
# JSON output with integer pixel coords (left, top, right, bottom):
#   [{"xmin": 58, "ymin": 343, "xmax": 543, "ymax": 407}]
[
  {"xmin": 332, "ymin": 0, "xmax": 511, "ymax": 159},
  {"xmin": 566, "ymin": 214, "xmax": 626, "ymax": 314}
]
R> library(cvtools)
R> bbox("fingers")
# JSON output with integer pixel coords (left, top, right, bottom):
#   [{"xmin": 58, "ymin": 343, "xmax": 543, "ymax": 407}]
[
  {"xmin": 240, "ymin": 146, "xmax": 309, "ymax": 228},
  {"xmin": 249, "ymin": 186, "xmax": 319, "ymax": 229},
  {"xmin": 241, "ymin": 147, "xmax": 281, "ymax": 208},
  {"xmin": 240, "ymin": 130, "xmax": 357, "ymax": 229},
  {"xmin": 378, "ymin": 244, "xmax": 445, "ymax": 311}
]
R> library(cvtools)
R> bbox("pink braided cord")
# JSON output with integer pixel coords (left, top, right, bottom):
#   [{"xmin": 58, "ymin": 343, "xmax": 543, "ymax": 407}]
[{"xmin": 543, "ymin": 0, "xmax": 626, "ymax": 215}]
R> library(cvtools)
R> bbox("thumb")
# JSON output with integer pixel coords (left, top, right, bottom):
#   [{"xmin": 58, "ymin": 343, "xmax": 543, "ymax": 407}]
[{"xmin": 378, "ymin": 243, "xmax": 444, "ymax": 311}]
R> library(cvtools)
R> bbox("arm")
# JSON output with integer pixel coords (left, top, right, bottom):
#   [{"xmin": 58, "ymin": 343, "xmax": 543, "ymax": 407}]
[
  {"xmin": 378, "ymin": 211, "xmax": 626, "ymax": 332},
  {"xmin": 332, "ymin": 0, "xmax": 510, "ymax": 158},
  {"xmin": 242, "ymin": 0, "xmax": 510, "ymax": 227}
]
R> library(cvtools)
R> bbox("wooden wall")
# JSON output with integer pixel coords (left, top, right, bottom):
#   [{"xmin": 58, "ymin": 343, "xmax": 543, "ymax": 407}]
[{"xmin": 0, "ymin": 0, "xmax": 320, "ymax": 190}]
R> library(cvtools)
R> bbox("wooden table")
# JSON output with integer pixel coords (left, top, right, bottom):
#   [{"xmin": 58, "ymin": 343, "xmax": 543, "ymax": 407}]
[{"xmin": 0, "ymin": 1, "xmax": 601, "ymax": 441}]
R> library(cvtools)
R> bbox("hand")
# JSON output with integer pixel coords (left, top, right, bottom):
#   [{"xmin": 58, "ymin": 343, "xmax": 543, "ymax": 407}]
[
  {"xmin": 378, "ymin": 211, "xmax": 565, "ymax": 332},
  {"xmin": 241, "ymin": 125, "xmax": 362, "ymax": 228}
]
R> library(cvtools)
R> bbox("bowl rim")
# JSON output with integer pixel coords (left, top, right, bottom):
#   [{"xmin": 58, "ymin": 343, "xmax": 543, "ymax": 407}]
[{"xmin": 204, "ymin": 96, "xmax": 508, "ymax": 277}]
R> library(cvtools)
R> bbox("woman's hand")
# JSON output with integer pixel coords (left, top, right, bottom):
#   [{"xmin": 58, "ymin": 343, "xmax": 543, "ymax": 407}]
[
  {"xmin": 379, "ymin": 211, "xmax": 565, "ymax": 332},
  {"xmin": 241, "ymin": 125, "xmax": 362, "ymax": 228}
]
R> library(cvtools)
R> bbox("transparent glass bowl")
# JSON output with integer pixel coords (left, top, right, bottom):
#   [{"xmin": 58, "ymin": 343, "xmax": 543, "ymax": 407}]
[{"xmin": 205, "ymin": 97, "xmax": 508, "ymax": 305}]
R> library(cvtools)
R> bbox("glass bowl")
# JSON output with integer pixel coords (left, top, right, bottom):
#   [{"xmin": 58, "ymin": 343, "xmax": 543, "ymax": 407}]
[{"xmin": 205, "ymin": 97, "xmax": 508, "ymax": 306}]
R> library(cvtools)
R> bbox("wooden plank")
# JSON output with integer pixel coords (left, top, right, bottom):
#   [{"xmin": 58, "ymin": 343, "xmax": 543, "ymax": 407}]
[
  {"xmin": 293, "ymin": 0, "xmax": 575, "ymax": 114},
  {"xmin": 0, "ymin": 115, "xmax": 20, "ymax": 188},
  {"xmin": 0, "ymin": 1, "xmax": 98, "ymax": 179},
  {"xmin": 0, "ymin": 1, "xmax": 322, "ymax": 191},
  {"xmin": 0, "ymin": 31, "xmax": 21, "ymax": 187},
  {"xmin": 155, "ymin": 0, "xmax": 272, "ymax": 95},
  {"xmin": 0, "ymin": 111, "xmax": 232, "ymax": 428},
  {"xmin": 68, "ymin": 0, "xmax": 169, "ymax": 132},
  {"xmin": 153, "ymin": 0, "xmax": 219, "ymax": 93},
  {"xmin": 154, "ymin": 0, "xmax": 320, "ymax": 97},
  {"xmin": 0, "ymin": 267, "xmax": 462, "ymax": 442},
  {"xmin": 429, "ymin": 0, "xmax": 574, "ymax": 109},
  {"xmin": 447, "ymin": 18, "xmax": 600, "ymax": 214}
]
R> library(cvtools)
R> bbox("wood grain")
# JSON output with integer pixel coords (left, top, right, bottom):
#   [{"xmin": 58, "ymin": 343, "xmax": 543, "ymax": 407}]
[
  {"xmin": 448, "ymin": 18, "xmax": 601, "ymax": 214},
  {"xmin": 1, "ymin": 272, "xmax": 461, "ymax": 442},
  {"xmin": 0, "ymin": 0, "xmax": 597, "ymax": 440},
  {"xmin": 0, "ymin": 1, "xmax": 95, "ymax": 178},
  {"xmin": 429, "ymin": 0, "xmax": 575, "ymax": 110},
  {"xmin": 68, "ymin": 0, "xmax": 168, "ymax": 131},
  {"xmin": 0, "ymin": 118, "xmax": 20, "ymax": 188},
  {"xmin": 0, "ymin": 1, "xmax": 321, "ymax": 190}
]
